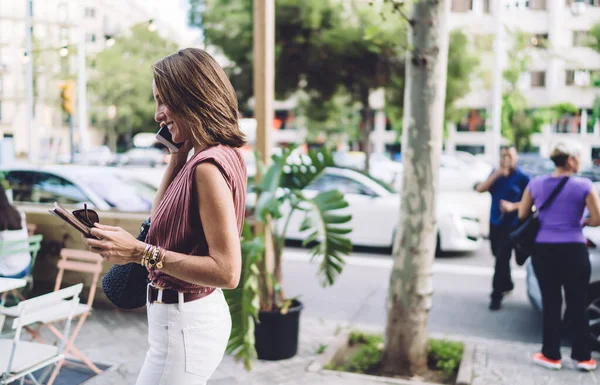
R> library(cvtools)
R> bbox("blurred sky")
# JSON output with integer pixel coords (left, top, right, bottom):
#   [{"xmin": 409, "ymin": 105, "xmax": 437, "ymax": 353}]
[{"xmin": 142, "ymin": 0, "xmax": 200, "ymax": 44}]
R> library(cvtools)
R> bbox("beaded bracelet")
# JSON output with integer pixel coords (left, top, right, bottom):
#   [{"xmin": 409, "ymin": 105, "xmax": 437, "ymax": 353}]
[{"xmin": 140, "ymin": 244, "xmax": 166, "ymax": 270}]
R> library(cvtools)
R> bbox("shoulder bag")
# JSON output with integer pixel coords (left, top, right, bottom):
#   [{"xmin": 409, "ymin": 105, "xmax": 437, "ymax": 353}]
[
  {"xmin": 101, "ymin": 218, "xmax": 150, "ymax": 309},
  {"xmin": 509, "ymin": 176, "xmax": 569, "ymax": 266}
]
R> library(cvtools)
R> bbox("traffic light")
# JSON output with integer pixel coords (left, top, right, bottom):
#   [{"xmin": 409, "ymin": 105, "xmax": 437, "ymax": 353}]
[{"xmin": 59, "ymin": 80, "xmax": 75, "ymax": 115}]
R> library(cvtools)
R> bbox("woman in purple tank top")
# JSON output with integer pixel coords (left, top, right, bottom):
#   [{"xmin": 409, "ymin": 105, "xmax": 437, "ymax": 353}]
[
  {"xmin": 85, "ymin": 48, "xmax": 248, "ymax": 385},
  {"xmin": 518, "ymin": 141, "xmax": 600, "ymax": 372}
]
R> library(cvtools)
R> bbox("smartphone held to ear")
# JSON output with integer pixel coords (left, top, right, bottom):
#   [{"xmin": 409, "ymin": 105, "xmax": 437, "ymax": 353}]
[{"xmin": 156, "ymin": 125, "xmax": 184, "ymax": 153}]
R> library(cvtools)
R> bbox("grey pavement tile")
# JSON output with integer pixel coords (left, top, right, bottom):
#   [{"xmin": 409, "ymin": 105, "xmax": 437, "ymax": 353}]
[{"xmin": 58, "ymin": 307, "xmax": 600, "ymax": 385}]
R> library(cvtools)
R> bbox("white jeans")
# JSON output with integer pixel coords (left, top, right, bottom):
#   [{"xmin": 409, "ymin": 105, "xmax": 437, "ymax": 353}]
[{"xmin": 135, "ymin": 288, "xmax": 232, "ymax": 385}]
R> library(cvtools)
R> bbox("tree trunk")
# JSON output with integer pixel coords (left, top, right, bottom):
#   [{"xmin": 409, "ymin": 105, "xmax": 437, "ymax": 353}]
[
  {"xmin": 381, "ymin": 0, "xmax": 450, "ymax": 377},
  {"xmin": 360, "ymin": 87, "xmax": 372, "ymax": 174}
]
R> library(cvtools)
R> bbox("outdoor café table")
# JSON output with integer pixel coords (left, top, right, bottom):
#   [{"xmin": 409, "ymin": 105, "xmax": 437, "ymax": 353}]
[{"xmin": 0, "ymin": 277, "xmax": 26, "ymax": 295}]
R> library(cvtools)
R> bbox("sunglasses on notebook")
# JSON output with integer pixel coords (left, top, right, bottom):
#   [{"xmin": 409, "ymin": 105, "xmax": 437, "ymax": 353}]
[{"xmin": 72, "ymin": 204, "xmax": 100, "ymax": 227}]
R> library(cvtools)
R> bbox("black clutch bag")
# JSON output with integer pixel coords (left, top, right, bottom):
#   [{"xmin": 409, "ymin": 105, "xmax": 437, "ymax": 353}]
[
  {"xmin": 510, "ymin": 214, "xmax": 541, "ymax": 266},
  {"xmin": 101, "ymin": 218, "xmax": 151, "ymax": 309}
]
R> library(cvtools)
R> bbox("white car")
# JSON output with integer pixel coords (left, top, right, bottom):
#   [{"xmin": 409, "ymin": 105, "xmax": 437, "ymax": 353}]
[
  {"xmin": 390, "ymin": 154, "xmax": 491, "ymax": 192},
  {"xmin": 333, "ymin": 151, "xmax": 402, "ymax": 187},
  {"xmin": 1, "ymin": 165, "xmax": 156, "ymax": 212},
  {"xmin": 250, "ymin": 167, "xmax": 482, "ymax": 253},
  {"xmin": 451, "ymin": 151, "xmax": 493, "ymax": 185}
]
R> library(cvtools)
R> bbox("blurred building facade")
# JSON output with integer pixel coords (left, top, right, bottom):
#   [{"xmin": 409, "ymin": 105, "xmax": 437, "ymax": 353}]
[
  {"xmin": 246, "ymin": 0, "xmax": 600, "ymax": 162},
  {"xmin": 0, "ymin": 0, "xmax": 194, "ymax": 164},
  {"xmin": 444, "ymin": 0, "xmax": 600, "ymax": 163}
]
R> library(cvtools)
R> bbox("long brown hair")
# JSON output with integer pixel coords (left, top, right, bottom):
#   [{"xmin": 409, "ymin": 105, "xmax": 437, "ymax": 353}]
[
  {"xmin": 0, "ymin": 183, "xmax": 22, "ymax": 231},
  {"xmin": 153, "ymin": 48, "xmax": 246, "ymax": 148}
]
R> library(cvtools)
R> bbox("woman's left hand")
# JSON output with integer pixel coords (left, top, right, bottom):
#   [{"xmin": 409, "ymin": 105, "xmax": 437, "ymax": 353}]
[{"xmin": 85, "ymin": 223, "xmax": 144, "ymax": 265}]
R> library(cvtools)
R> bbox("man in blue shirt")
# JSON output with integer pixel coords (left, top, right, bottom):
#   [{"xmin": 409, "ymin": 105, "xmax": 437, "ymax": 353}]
[{"xmin": 476, "ymin": 146, "xmax": 530, "ymax": 310}]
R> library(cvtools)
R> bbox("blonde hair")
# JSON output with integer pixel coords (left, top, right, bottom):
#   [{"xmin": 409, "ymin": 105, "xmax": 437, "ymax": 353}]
[
  {"xmin": 549, "ymin": 141, "xmax": 582, "ymax": 167},
  {"xmin": 153, "ymin": 48, "xmax": 246, "ymax": 148}
]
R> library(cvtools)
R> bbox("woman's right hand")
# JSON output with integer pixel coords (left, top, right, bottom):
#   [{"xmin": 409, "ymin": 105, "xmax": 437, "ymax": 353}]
[{"xmin": 169, "ymin": 140, "xmax": 193, "ymax": 164}]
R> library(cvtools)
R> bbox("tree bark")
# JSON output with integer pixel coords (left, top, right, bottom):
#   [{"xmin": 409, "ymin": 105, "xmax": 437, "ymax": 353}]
[{"xmin": 381, "ymin": 0, "xmax": 450, "ymax": 377}]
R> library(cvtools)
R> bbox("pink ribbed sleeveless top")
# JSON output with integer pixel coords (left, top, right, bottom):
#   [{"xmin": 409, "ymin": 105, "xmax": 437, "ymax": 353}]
[{"xmin": 146, "ymin": 144, "xmax": 247, "ymax": 294}]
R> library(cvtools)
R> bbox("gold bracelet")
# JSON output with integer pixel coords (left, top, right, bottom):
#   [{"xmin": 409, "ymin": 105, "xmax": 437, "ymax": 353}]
[
  {"xmin": 146, "ymin": 245, "xmax": 159, "ymax": 269},
  {"xmin": 141, "ymin": 243, "xmax": 152, "ymax": 266},
  {"xmin": 156, "ymin": 247, "xmax": 165, "ymax": 270}
]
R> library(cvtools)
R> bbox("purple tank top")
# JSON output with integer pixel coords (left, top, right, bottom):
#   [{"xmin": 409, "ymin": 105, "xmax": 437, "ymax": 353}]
[
  {"xmin": 528, "ymin": 175, "xmax": 593, "ymax": 244},
  {"xmin": 146, "ymin": 144, "xmax": 247, "ymax": 294}
]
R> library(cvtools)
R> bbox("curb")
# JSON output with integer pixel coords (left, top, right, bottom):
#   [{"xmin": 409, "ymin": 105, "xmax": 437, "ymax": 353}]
[
  {"xmin": 308, "ymin": 327, "xmax": 474, "ymax": 385},
  {"xmin": 455, "ymin": 343, "xmax": 474, "ymax": 385},
  {"xmin": 307, "ymin": 326, "xmax": 350, "ymax": 372}
]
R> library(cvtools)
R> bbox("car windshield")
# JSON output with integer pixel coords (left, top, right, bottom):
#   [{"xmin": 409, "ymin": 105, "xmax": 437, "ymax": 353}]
[
  {"xmin": 76, "ymin": 172, "xmax": 155, "ymax": 212},
  {"xmin": 336, "ymin": 168, "xmax": 398, "ymax": 194}
]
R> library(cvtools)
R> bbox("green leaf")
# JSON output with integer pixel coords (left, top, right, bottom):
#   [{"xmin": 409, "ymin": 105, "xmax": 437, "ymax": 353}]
[
  {"xmin": 254, "ymin": 146, "xmax": 296, "ymax": 222},
  {"xmin": 364, "ymin": 25, "xmax": 378, "ymax": 41},
  {"xmin": 224, "ymin": 222, "xmax": 263, "ymax": 370},
  {"xmin": 297, "ymin": 190, "xmax": 353, "ymax": 287}
]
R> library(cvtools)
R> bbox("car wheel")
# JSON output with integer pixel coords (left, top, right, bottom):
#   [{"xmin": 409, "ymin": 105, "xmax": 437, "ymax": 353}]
[{"xmin": 587, "ymin": 284, "xmax": 600, "ymax": 351}]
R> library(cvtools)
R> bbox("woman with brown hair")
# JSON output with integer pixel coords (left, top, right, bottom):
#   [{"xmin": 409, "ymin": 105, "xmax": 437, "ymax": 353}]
[
  {"xmin": 84, "ymin": 48, "xmax": 247, "ymax": 384},
  {"xmin": 0, "ymin": 182, "xmax": 31, "ymax": 278}
]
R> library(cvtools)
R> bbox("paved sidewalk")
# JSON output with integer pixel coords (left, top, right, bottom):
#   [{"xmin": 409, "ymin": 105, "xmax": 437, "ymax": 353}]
[{"xmin": 70, "ymin": 308, "xmax": 598, "ymax": 385}]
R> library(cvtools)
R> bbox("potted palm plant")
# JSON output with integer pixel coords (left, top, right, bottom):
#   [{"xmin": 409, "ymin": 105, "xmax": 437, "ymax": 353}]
[{"xmin": 225, "ymin": 145, "xmax": 352, "ymax": 368}]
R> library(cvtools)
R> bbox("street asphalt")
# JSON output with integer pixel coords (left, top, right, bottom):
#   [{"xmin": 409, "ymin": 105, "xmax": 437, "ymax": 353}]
[{"xmin": 281, "ymin": 240, "xmax": 542, "ymax": 344}]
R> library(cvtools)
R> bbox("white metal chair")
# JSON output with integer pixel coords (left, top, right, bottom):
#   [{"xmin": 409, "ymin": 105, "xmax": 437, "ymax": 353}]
[{"xmin": 0, "ymin": 283, "xmax": 83, "ymax": 385}]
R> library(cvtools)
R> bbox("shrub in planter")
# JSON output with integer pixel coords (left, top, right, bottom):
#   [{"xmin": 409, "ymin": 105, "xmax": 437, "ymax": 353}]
[{"xmin": 326, "ymin": 331, "xmax": 464, "ymax": 385}]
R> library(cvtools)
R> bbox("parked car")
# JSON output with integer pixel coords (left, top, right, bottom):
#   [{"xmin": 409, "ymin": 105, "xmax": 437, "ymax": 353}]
[
  {"xmin": 0, "ymin": 165, "xmax": 155, "ymax": 213},
  {"xmin": 451, "ymin": 151, "xmax": 493, "ymax": 185},
  {"xmin": 248, "ymin": 167, "xmax": 482, "ymax": 253},
  {"xmin": 333, "ymin": 151, "xmax": 402, "ymax": 187},
  {"xmin": 0, "ymin": 165, "xmax": 156, "ymax": 307},
  {"xmin": 579, "ymin": 166, "xmax": 600, "ymax": 182},
  {"xmin": 115, "ymin": 147, "xmax": 168, "ymax": 168}
]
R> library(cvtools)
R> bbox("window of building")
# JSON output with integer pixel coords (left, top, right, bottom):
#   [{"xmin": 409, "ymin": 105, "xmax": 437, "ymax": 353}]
[
  {"xmin": 84, "ymin": 7, "xmax": 96, "ymax": 18},
  {"xmin": 452, "ymin": 0, "xmax": 471, "ymax": 12},
  {"xmin": 86, "ymin": 33, "xmax": 96, "ymax": 43},
  {"xmin": 455, "ymin": 145, "xmax": 485, "ymax": 155},
  {"xmin": 529, "ymin": 0, "xmax": 546, "ymax": 9},
  {"xmin": 530, "ymin": 71, "xmax": 546, "ymax": 87},
  {"xmin": 566, "ymin": 0, "xmax": 600, "ymax": 7},
  {"xmin": 482, "ymin": 0, "xmax": 491, "ymax": 12},
  {"xmin": 452, "ymin": 0, "xmax": 491, "ymax": 12},
  {"xmin": 457, "ymin": 109, "xmax": 486, "ymax": 132},
  {"xmin": 585, "ymin": 109, "xmax": 595, "ymax": 133},
  {"xmin": 565, "ymin": 70, "xmax": 599, "ymax": 86},
  {"xmin": 573, "ymin": 31, "xmax": 591, "ymax": 47},
  {"xmin": 509, "ymin": 0, "xmax": 531, "ymax": 8}
]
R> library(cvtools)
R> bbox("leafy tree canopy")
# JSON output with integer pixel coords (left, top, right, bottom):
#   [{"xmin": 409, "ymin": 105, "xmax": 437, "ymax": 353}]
[{"xmin": 88, "ymin": 24, "xmax": 179, "ymax": 143}]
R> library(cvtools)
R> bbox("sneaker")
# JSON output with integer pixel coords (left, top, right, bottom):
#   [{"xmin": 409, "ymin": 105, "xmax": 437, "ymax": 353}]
[
  {"xmin": 533, "ymin": 353, "xmax": 561, "ymax": 370},
  {"xmin": 577, "ymin": 359, "xmax": 597, "ymax": 371},
  {"xmin": 489, "ymin": 297, "xmax": 502, "ymax": 311}
]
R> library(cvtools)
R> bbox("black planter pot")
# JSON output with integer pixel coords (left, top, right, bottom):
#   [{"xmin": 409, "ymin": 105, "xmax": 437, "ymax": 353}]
[{"xmin": 254, "ymin": 300, "xmax": 303, "ymax": 360}]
